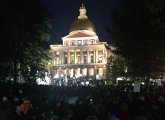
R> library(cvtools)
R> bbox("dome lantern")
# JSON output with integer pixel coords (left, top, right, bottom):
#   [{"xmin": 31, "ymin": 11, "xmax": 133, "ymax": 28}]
[{"xmin": 78, "ymin": 3, "xmax": 88, "ymax": 19}]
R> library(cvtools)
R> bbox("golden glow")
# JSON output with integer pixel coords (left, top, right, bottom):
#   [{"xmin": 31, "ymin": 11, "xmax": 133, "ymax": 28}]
[
  {"xmin": 83, "ymin": 68, "xmax": 87, "ymax": 76},
  {"xmin": 77, "ymin": 68, "xmax": 80, "ymax": 75},
  {"xmin": 90, "ymin": 68, "xmax": 94, "ymax": 76},
  {"xmin": 99, "ymin": 68, "xmax": 103, "ymax": 75},
  {"xmin": 71, "ymin": 69, "xmax": 74, "ymax": 77}
]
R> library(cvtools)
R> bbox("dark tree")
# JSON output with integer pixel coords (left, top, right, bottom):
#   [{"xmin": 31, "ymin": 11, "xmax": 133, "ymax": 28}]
[
  {"xmin": 0, "ymin": 0, "xmax": 52, "ymax": 83},
  {"xmin": 107, "ymin": 0, "xmax": 165, "ymax": 79},
  {"xmin": 106, "ymin": 55, "xmax": 126, "ymax": 81}
]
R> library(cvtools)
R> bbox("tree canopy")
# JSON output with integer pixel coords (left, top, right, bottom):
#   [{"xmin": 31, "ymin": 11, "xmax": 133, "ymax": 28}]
[
  {"xmin": 107, "ymin": 0, "xmax": 165, "ymax": 78},
  {"xmin": 0, "ymin": 0, "xmax": 52, "ymax": 82},
  {"xmin": 106, "ymin": 55, "xmax": 128, "ymax": 81}
]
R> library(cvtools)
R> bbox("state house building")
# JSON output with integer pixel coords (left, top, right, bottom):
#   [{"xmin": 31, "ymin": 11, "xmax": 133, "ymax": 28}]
[{"xmin": 50, "ymin": 4, "xmax": 113, "ymax": 79}]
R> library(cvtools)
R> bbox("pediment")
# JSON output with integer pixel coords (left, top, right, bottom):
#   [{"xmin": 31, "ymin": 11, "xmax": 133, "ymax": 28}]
[{"xmin": 63, "ymin": 31, "xmax": 96, "ymax": 38}]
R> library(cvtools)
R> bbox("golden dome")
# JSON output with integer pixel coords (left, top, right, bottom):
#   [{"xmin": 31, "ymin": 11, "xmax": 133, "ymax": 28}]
[
  {"xmin": 70, "ymin": 4, "xmax": 96, "ymax": 33},
  {"xmin": 70, "ymin": 19, "xmax": 96, "ymax": 32}
]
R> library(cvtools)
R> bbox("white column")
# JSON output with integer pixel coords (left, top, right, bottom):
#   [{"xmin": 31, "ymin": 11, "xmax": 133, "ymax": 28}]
[
  {"xmin": 67, "ymin": 49, "xmax": 70, "ymax": 64},
  {"xmin": 94, "ymin": 49, "xmax": 96, "ymax": 63},
  {"xmin": 59, "ymin": 51, "xmax": 62, "ymax": 65},
  {"xmin": 87, "ymin": 50, "xmax": 89, "ymax": 63},
  {"xmin": 53, "ymin": 51, "xmax": 56, "ymax": 65},
  {"xmin": 74, "ymin": 49, "xmax": 76, "ymax": 64},
  {"xmin": 96, "ymin": 49, "xmax": 98, "ymax": 63},
  {"xmin": 62, "ymin": 51, "xmax": 64, "ymax": 64},
  {"xmin": 103, "ymin": 48, "xmax": 105, "ymax": 58},
  {"xmin": 81, "ymin": 50, "xmax": 83, "ymax": 64},
  {"xmin": 56, "ymin": 51, "xmax": 58, "ymax": 65},
  {"xmin": 103, "ymin": 48, "xmax": 105, "ymax": 63}
]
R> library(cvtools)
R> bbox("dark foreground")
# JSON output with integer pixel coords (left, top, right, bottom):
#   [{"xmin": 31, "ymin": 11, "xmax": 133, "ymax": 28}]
[{"xmin": 0, "ymin": 82, "xmax": 165, "ymax": 120}]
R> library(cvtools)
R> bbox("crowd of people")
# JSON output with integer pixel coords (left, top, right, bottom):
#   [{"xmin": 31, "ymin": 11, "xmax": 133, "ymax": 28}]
[{"xmin": 0, "ymin": 80, "xmax": 165, "ymax": 120}]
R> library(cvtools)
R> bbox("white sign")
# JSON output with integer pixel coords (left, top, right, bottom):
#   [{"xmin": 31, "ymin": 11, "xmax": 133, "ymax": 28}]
[{"xmin": 133, "ymin": 82, "xmax": 140, "ymax": 92}]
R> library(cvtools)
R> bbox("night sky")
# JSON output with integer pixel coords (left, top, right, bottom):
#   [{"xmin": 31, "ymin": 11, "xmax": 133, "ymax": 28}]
[{"xmin": 41, "ymin": 0, "xmax": 120, "ymax": 44}]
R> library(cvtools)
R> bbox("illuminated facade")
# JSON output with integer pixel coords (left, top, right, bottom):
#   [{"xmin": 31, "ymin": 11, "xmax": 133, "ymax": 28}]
[{"xmin": 50, "ymin": 4, "xmax": 112, "ymax": 79}]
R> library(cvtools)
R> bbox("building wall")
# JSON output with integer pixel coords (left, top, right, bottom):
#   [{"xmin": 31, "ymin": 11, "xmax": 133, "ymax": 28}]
[{"xmin": 50, "ymin": 43, "xmax": 110, "ymax": 79}]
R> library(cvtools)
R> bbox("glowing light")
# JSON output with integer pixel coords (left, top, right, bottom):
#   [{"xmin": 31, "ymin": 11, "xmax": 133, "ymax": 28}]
[
  {"xmin": 54, "ymin": 74, "xmax": 59, "ymax": 78},
  {"xmin": 61, "ymin": 74, "xmax": 64, "ymax": 77},
  {"xmin": 141, "ymin": 82, "xmax": 145, "ymax": 85},
  {"xmin": 83, "ymin": 68, "xmax": 87, "ymax": 76},
  {"xmin": 117, "ymin": 77, "xmax": 123, "ymax": 81},
  {"xmin": 86, "ymin": 81, "xmax": 89, "ymax": 85},
  {"xmin": 90, "ymin": 68, "xmax": 94, "ymax": 76},
  {"xmin": 70, "ymin": 69, "xmax": 74, "ymax": 77},
  {"xmin": 96, "ymin": 75, "xmax": 99, "ymax": 79}
]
